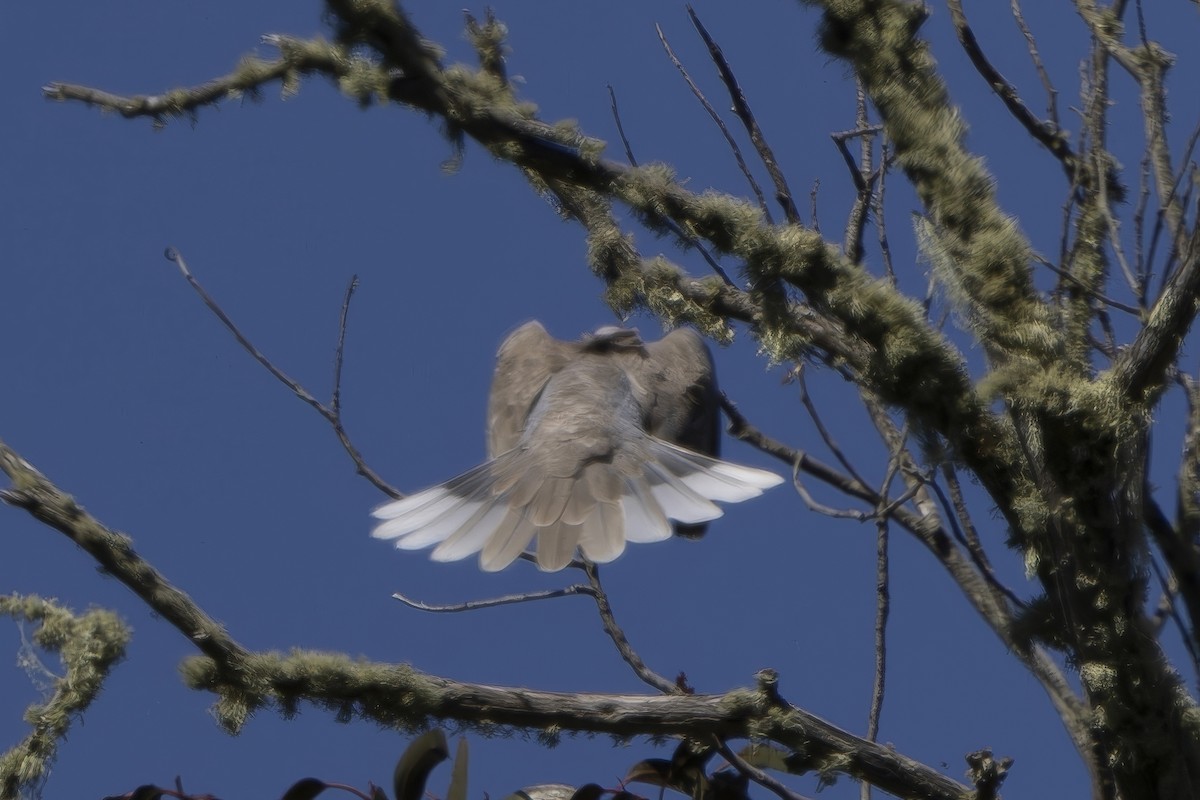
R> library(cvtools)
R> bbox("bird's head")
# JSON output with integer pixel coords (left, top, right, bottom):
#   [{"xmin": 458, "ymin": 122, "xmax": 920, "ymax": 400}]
[{"xmin": 583, "ymin": 325, "xmax": 645, "ymax": 353}]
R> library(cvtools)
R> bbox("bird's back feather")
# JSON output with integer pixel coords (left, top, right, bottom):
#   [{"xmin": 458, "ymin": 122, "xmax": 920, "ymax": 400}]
[{"xmin": 373, "ymin": 321, "xmax": 782, "ymax": 571}]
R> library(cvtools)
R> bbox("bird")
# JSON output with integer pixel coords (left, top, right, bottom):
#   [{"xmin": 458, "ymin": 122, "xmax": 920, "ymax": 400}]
[{"xmin": 371, "ymin": 321, "xmax": 782, "ymax": 571}]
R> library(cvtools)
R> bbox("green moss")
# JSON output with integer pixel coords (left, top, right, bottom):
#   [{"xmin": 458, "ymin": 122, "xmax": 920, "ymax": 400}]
[{"xmin": 0, "ymin": 596, "xmax": 130, "ymax": 798}]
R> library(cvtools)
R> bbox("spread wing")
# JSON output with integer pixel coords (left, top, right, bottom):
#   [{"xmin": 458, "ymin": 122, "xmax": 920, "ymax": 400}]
[
  {"xmin": 628, "ymin": 328, "xmax": 722, "ymax": 538},
  {"xmin": 373, "ymin": 321, "xmax": 783, "ymax": 571},
  {"xmin": 486, "ymin": 321, "xmax": 574, "ymax": 458},
  {"xmin": 638, "ymin": 328, "xmax": 720, "ymax": 458}
]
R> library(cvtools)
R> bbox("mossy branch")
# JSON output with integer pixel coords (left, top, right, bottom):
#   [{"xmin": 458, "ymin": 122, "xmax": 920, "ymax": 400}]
[
  {"xmin": 0, "ymin": 438, "xmax": 974, "ymax": 800},
  {"xmin": 0, "ymin": 595, "xmax": 130, "ymax": 799},
  {"xmin": 804, "ymin": 0, "xmax": 1059, "ymax": 374},
  {"xmin": 42, "ymin": 2, "xmax": 1025, "ymax": 529}
]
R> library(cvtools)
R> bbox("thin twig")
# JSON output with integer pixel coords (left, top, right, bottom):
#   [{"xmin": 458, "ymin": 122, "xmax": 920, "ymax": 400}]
[
  {"xmin": 830, "ymin": 124, "xmax": 880, "ymax": 195},
  {"xmin": 392, "ymin": 585, "xmax": 596, "ymax": 613},
  {"xmin": 932, "ymin": 467, "xmax": 1027, "ymax": 610},
  {"xmin": 1095, "ymin": 153, "xmax": 1143, "ymax": 299},
  {"xmin": 1142, "ymin": 551, "xmax": 1200, "ymax": 681},
  {"xmin": 862, "ymin": 532, "xmax": 889, "ymax": 800},
  {"xmin": 0, "ymin": 437, "xmax": 978, "ymax": 800},
  {"xmin": 1134, "ymin": 142, "xmax": 1153, "ymax": 288},
  {"xmin": 872, "ymin": 481, "xmax": 923, "ymax": 520},
  {"xmin": 809, "ymin": 179, "xmax": 821, "ymax": 234},
  {"xmin": 1145, "ymin": 553, "xmax": 1200, "ymax": 678},
  {"xmin": 583, "ymin": 562, "xmax": 679, "ymax": 694},
  {"xmin": 686, "ymin": 5, "xmax": 801, "ymax": 225},
  {"xmin": 655, "ymin": 24, "xmax": 773, "ymax": 223},
  {"xmin": 1143, "ymin": 491, "xmax": 1200, "ymax": 660},
  {"xmin": 947, "ymin": 0, "xmax": 1080, "ymax": 185},
  {"xmin": 331, "ymin": 275, "xmax": 359, "ymax": 417},
  {"xmin": 1146, "ymin": 117, "xmax": 1200, "ymax": 287},
  {"xmin": 606, "ymin": 84, "xmax": 735, "ymax": 287},
  {"xmin": 840, "ymin": 82, "xmax": 877, "ymax": 265},
  {"xmin": 792, "ymin": 463, "xmax": 874, "ymax": 521},
  {"xmin": 861, "ymin": 437, "xmax": 903, "ymax": 800},
  {"xmin": 1035, "ymin": 254, "xmax": 1143, "ymax": 316},
  {"xmin": 607, "ymin": 84, "xmax": 639, "ymax": 167},
  {"xmin": 164, "ymin": 248, "xmax": 400, "ymax": 498},
  {"xmin": 715, "ymin": 739, "xmax": 814, "ymax": 800},
  {"xmin": 1010, "ymin": 0, "xmax": 1059, "ymax": 128},
  {"xmin": 873, "ymin": 141, "xmax": 896, "ymax": 285},
  {"xmin": 796, "ymin": 365, "xmax": 871, "ymax": 489}
]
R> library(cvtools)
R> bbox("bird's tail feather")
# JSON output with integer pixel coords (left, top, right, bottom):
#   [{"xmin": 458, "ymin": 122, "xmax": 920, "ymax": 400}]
[{"xmin": 371, "ymin": 438, "xmax": 783, "ymax": 572}]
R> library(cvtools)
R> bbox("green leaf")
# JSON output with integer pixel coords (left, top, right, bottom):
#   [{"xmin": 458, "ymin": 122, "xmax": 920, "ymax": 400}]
[
  {"xmin": 393, "ymin": 729, "xmax": 450, "ymax": 800},
  {"xmin": 624, "ymin": 757, "xmax": 708, "ymax": 798},
  {"xmin": 569, "ymin": 784, "xmax": 606, "ymax": 800},
  {"xmin": 446, "ymin": 736, "xmax": 469, "ymax": 800},
  {"xmin": 280, "ymin": 777, "xmax": 330, "ymax": 800},
  {"xmin": 624, "ymin": 758, "xmax": 675, "ymax": 787}
]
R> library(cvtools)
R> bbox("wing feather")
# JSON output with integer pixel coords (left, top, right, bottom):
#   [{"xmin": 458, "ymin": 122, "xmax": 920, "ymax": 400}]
[
  {"xmin": 372, "ymin": 322, "xmax": 782, "ymax": 572},
  {"xmin": 486, "ymin": 321, "xmax": 574, "ymax": 457}
]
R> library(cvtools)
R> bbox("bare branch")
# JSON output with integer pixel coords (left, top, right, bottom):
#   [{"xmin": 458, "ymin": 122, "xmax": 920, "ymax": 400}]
[
  {"xmin": 655, "ymin": 23, "xmax": 773, "ymax": 223},
  {"xmin": 583, "ymin": 563, "xmax": 679, "ymax": 695},
  {"xmin": 714, "ymin": 739, "xmax": 814, "ymax": 800},
  {"xmin": 164, "ymin": 249, "xmax": 400, "ymax": 498},
  {"xmin": 686, "ymin": 6, "xmax": 801, "ymax": 225},
  {"xmin": 792, "ymin": 464, "xmax": 875, "ymax": 521},
  {"xmin": 0, "ymin": 439, "xmax": 248, "ymax": 667},
  {"xmin": 1144, "ymin": 555, "xmax": 1200, "ymax": 677},
  {"xmin": 863, "ymin": 453, "xmax": 898, "ymax": 800},
  {"xmin": 1010, "ymin": 0, "xmax": 1059, "ymax": 128},
  {"xmin": 934, "ymin": 466, "xmax": 1027, "ymax": 610},
  {"xmin": 833, "ymin": 82, "xmax": 881, "ymax": 264},
  {"xmin": 1179, "ymin": 374, "xmax": 1200, "ymax": 546},
  {"xmin": 1110, "ymin": 238, "xmax": 1200, "ymax": 402},
  {"xmin": 391, "ymin": 585, "xmax": 596, "ymax": 613},
  {"xmin": 872, "ymin": 142, "xmax": 896, "ymax": 284},
  {"xmin": 0, "ymin": 437, "xmax": 972, "ymax": 800},
  {"xmin": 1036, "ymin": 254, "xmax": 1143, "ymax": 316},
  {"xmin": 796, "ymin": 365, "xmax": 871, "ymax": 489},
  {"xmin": 723, "ymin": 392, "xmax": 1088, "ymax": 758},
  {"xmin": 607, "ymin": 84, "xmax": 639, "ymax": 167},
  {"xmin": 809, "ymin": 179, "xmax": 821, "ymax": 233},
  {"xmin": 947, "ymin": 0, "xmax": 1080, "ymax": 185},
  {"xmin": 1146, "ymin": 118, "xmax": 1200, "ymax": 285},
  {"xmin": 330, "ymin": 275, "xmax": 358, "ymax": 418},
  {"xmin": 1144, "ymin": 480, "xmax": 1200, "ymax": 653},
  {"xmin": 606, "ymin": 84, "xmax": 736, "ymax": 287}
]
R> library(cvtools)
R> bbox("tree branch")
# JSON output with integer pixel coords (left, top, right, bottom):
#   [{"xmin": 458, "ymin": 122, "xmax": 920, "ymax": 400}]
[
  {"xmin": 164, "ymin": 248, "xmax": 401, "ymax": 499},
  {"xmin": 686, "ymin": 6, "xmax": 802, "ymax": 225},
  {"xmin": 50, "ymin": 10, "xmax": 1027, "ymax": 536},
  {"xmin": 655, "ymin": 23, "xmax": 773, "ymax": 224},
  {"xmin": 0, "ymin": 438, "xmax": 974, "ymax": 800},
  {"xmin": 947, "ymin": 0, "xmax": 1080, "ymax": 186},
  {"xmin": 0, "ymin": 439, "xmax": 247, "ymax": 668}
]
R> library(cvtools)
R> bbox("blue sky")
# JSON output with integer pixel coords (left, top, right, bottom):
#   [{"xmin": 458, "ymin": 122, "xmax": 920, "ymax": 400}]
[{"xmin": 3, "ymin": 2, "xmax": 1198, "ymax": 798}]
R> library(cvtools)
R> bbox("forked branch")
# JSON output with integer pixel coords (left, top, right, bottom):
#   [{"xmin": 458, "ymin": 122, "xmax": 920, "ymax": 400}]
[{"xmin": 0, "ymin": 438, "xmax": 975, "ymax": 800}]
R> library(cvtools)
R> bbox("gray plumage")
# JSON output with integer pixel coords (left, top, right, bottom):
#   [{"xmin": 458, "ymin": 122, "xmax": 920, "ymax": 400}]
[{"xmin": 372, "ymin": 321, "xmax": 782, "ymax": 571}]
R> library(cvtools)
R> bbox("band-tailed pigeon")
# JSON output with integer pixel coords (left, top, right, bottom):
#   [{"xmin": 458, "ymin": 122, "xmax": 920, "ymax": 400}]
[{"xmin": 372, "ymin": 321, "xmax": 782, "ymax": 571}]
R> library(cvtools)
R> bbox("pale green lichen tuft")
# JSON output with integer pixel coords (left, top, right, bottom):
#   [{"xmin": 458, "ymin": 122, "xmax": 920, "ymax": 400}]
[{"xmin": 0, "ymin": 595, "xmax": 131, "ymax": 799}]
